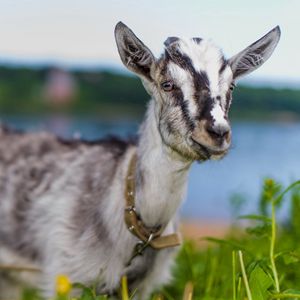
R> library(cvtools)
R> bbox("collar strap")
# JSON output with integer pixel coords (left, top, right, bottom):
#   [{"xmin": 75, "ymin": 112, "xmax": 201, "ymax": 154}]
[{"xmin": 124, "ymin": 152, "xmax": 181, "ymax": 250}]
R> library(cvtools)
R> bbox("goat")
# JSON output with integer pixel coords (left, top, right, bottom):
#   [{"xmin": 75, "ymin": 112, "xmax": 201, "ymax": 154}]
[{"xmin": 0, "ymin": 22, "xmax": 280, "ymax": 298}]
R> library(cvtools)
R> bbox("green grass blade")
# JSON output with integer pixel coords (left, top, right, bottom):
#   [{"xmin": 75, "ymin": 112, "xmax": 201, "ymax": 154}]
[
  {"xmin": 238, "ymin": 250, "xmax": 252, "ymax": 300},
  {"xmin": 274, "ymin": 180, "xmax": 300, "ymax": 206},
  {"xmin": 232, "ymin": 251, "xmax": 237, "ymax": 300}
]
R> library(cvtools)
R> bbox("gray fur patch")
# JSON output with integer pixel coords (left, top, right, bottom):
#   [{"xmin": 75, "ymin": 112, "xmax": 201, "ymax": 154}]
[{"xmin": 0, "ymin": 128, "xmax": 131, "ymax": 262}]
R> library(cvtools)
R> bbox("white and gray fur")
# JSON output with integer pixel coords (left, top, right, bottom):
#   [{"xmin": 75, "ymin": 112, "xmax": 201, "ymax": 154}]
[{"xmin": 0, "ymin": 22, "xmax": 280, "ymax": 298}]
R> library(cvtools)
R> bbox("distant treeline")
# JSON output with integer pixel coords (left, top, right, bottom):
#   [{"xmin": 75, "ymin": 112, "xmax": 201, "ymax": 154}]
[{"xmin": 0, "ymin": 65, "xmax": 299, "ymax": 121}]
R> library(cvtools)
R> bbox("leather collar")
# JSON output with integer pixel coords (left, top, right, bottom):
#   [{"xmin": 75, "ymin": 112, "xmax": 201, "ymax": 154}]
[{"xmin": 124, "ymin": 152, "xmax": 181, "ymax": 255}]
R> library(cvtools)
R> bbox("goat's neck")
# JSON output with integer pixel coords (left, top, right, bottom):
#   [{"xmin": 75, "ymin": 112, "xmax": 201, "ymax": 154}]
[{"xmin": 135, "ymin": 100, "xmax": 192, "ymax": 228}]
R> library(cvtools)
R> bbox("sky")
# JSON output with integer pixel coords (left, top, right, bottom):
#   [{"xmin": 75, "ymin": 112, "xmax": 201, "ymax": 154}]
[{"xmin": 0, "ymin": 0, "xmax": 299, "ymax": 85}]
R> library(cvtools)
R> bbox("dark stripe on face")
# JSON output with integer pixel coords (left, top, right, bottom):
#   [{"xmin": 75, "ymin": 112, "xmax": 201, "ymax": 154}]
[
  {"xmin": 171, "ymin": 88, "xmax": 195, "ymax": 131},
  {"xmin": 157, "ymin": 54, "xmax": 194, "ymax": 134},
  {"xmin": 219, "ymin": 57, "xmax": 228, "ymax": 75},
  {"xmin": 192, "ymin": 71, "xmax": 210, "ymax": 116},
  {"xmin": 165, "ymin": 48, "xmax": 211, "ymax": 117},
  {"xmin": 164, "ymin": 49, "xmax": 210, "ymax": 91},
  {"xmin": 159, "ymin": 53, "xmax": 171, "ymax": 78},
  {"xmin": 193, "ymin": 71, "xmax": 209, "ymax": 92},
  {"xmin": 198, "ymin": 93, "xmax": 214, "ymax": 120},
  {"xmin": 165, "ymin": 49, "xmax": 194, "ymax": 72},
  {"xmin": 192, "ymin": 37, "xmax": 202, "ymax": 44},
  {"xmin": 218, "ymin": 57, "xmax": 232, "ymax": 113},
  {"xmin": 225, "ymin": 89, "xmax": 232, "ymax": 113},
  {"xmin": 157, "ymin": 54, "xmax": 195, "ymax": 132},
  {"xmin": 164, "ymin": 36, "xmax": 180, "ymax": 47}
]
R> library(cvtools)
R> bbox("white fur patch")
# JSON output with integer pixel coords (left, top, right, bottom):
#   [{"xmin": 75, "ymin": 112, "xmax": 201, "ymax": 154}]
[
  {"xmin": 218, "ymin": 65, "xmax": 233, "ymax": 108},
  {"xmin": 210, "ymin": 103, "xmax": 228, "ymax": 128},
  {"xmin": 168, "ymin": 61, "xmax": 198, "ymax": 117},
  {"xmin": 167, "ymin": 41, "xmax": 234, "ymax": 120},
  {"xmin": 177, "ymin": 39, "xmax": 224, "ymax": 97}
]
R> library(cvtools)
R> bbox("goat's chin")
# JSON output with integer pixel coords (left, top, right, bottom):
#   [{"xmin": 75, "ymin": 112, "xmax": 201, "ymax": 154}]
[
  {"xmin": 190, "ymin": 151, "xmax": 227, "ymax": 162},
  {"xmin": 190, "ymin": 147, "xmax": 229, "ymax": 162},
  {"xmin": 210, "ymin": 151, "xmax": 228, "ymax": 161},
  {"xmin": 169, "ymin": 145, "xmax": 209, "ymax": 162},
  {"xmin": 166, "ymin": 140, "xmax": 228, "ymax": 162},
  {"xmin": 166, "ymin": 143, "xmax": 200, "ymax": 162},
  {"xmin": 186, "ymin": 138, "xmax": 230, "ymax": 162}
]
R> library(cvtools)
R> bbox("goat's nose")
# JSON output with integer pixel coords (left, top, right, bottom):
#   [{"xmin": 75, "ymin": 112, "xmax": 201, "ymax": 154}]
[{"xmin": 206, "ymin": 125, "xmax": 230, "ymax": 139}]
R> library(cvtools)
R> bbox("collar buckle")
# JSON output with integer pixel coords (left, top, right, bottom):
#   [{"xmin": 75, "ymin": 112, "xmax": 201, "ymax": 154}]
[
  {"xmin": 124, "ymin": 205, "xmax": 136, "ymax": 213},
  {"xmin": 127, "ymin": 233, "xmax": 154, "ymax": 266}
]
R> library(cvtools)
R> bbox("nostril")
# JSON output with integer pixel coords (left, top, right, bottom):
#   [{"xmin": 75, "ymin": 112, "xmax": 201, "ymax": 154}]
[{"xmin": 206, "ymin": 125, "xmax": 229, "ymax": 139}]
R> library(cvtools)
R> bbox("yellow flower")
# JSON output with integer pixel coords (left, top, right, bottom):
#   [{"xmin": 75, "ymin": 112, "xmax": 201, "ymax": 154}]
[{"xmin": 56, "ymin": 274, "xmax": 72, "ymax": 295}]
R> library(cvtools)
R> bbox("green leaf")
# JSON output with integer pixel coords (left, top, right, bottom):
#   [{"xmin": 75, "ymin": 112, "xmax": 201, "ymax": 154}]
[
  {"xmin": 246, "ymin": 223, "xmax": 271, "ymax": 238},
  {"xmin": 73, "ymin": 282, "xmax": 90, "ymax": 290},
  {"xmin": 282, "ymin": 289, "xmax": 300, "ymax": 294},
  {"xmin": 202, "ymin": 237, "xmax": 248, "ymax": 252},
  {"xmin": 239, "ymin": 214, "xmax": 272, "ymax": 223},
  {"xmin": 80, "ymin": 288, "xmax": 95, "ymax": 300},
  {"xmin": 21, "ymin": 287, "xmax": 42, "ymax": 300},
  {"xmin": 271, "ymin": 289, "xmax": 300, "ymax": 299},
  {"xmin": 282, "ymin": 252, "xmax": 300, "ymax": 265},
  {"xmin": 249, "ymin": 265, "xmax": 273, "ymax": 300},
  {"xmin": 274, "ymin": 180, "xmax": 300, "ymax": 206}
]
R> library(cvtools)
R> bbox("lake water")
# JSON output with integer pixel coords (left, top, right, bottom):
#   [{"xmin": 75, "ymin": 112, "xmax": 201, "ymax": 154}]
[{"xmin": 1, "ymin": 115, "xmax": 300, "ymax": 221}]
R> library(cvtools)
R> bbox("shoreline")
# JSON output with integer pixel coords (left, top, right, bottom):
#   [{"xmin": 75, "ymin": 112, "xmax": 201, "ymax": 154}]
[{"xmin": 180, "ymin": 219, "xmax": 231, "ymax": 246}]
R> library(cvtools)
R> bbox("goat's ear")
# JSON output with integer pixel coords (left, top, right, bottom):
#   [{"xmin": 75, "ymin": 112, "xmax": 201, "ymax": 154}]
[
  {"xmin": 114, "ymin": 22, "xmax": 155, "ymax": 81},
  {"xmin": 229, "ymin": 26, "xmax": 281, "ymax": 80}
]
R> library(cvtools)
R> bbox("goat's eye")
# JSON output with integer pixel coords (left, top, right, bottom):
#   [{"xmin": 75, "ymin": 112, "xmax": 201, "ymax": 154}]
[
  {"xmin": 229, "ymin": 83, "xmax": 236, "ymax": 91},
  {"xmin": 161, "ymin": 81, "xmax": 174, "ymax": 92}
]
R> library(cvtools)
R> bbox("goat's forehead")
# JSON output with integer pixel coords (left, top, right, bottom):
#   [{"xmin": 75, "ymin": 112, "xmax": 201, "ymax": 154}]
[
  {"xmin": 176, "ymin": 38, "xmax": 223, "ymax": 72},
  {"xmin": 159, "ymin": 38, "xmax": 233, "ymax": 94}
]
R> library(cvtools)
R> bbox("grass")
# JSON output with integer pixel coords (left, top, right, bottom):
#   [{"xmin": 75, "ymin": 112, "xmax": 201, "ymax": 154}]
[{"xmin": 9, "ymin": 178, "xmax": 300, "ymax": 299}]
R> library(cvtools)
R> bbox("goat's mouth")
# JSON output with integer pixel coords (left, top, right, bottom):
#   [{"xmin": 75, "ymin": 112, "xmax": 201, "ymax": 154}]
[{"xmin": 189, "ymin": 138, "xmax": 228, "ymax": 160}]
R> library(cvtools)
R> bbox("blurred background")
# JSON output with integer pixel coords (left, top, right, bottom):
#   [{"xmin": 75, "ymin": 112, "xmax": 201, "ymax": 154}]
[{"xmin": 0, "ymin": 0, "xmax": 299, "ymax": 223}]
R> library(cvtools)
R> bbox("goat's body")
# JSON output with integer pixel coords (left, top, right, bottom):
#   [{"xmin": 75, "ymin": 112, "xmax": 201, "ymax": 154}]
[
  {"xmin": 0, "ymin": 100, "xmax": 186, "ymax": 298},
  {"xmin": 0, "ymin": 22, "xmax": 281, "ymax": 298}
]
